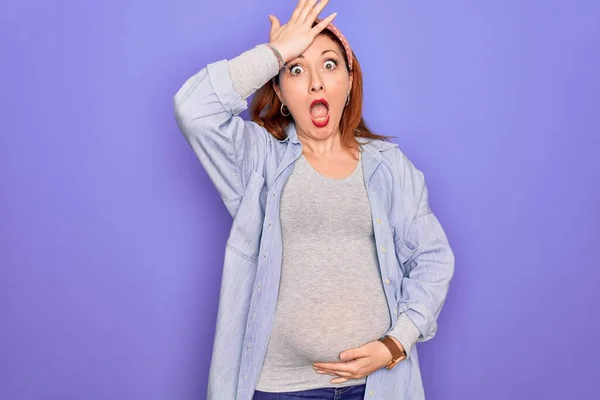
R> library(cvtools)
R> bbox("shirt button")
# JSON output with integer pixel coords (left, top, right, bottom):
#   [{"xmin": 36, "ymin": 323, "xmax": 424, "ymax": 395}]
[
  {"xmin": 247, "ymin": 343, "xmax": 251, "ymax": 351},
  {"xmin": 368, "ymin": 390, "xmax": 374, "ymax": 396},
  {"xmin": 253, "ymin": 313, "xmax": 257, "ymax": 320},
  {"xmin": 263, "ymin": 254, "xmax": 267, "ymax": 259},
  {"xmin": 376, "ymin": 218, "xmax": 382, "ymax": 224},
  {"xmin": 385, "ymin": 278, "xmax": 391, "ymax": 284},
  {"xmin": 268, "ymin": 221, "xmax": 272, "ymax": 227},
  {"xmin": 272, "ymin": 192, "xmax": 276, "ymax": 198},
  {"xmin": 244, "ymin": 374, "xmax": 248, "ymax": 380},
  {"xmin": 393, "ymin": 308, "xmax": 398, "ymax": 314},
  {"xmin": 257, "ymin": 283, "xmax": 261, "ymax": 291},
  {"xmin": 381, "ymin": 246, "xmax": 387, "ymax": 253}
]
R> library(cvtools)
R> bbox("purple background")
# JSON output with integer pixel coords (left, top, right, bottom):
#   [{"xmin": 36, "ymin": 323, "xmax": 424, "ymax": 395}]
[{"xmin": 1, "ymin": 0, "xmax": 599, "ymax": 399}]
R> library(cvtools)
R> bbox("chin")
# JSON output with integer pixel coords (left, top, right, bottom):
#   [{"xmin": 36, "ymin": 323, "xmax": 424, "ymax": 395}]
[{"xmin": 300, "ymin": 116, "xmax": 341, "ymax": 138}]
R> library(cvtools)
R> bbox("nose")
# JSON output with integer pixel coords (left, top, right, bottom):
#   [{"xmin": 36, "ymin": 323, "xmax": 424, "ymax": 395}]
[
  {"xmin": 309, "ymin": 73, "xmax": 325, "ymax": 93},
  {"xmin": 310, "ymin": 83, "xmax": 324, "ymax": 93}
]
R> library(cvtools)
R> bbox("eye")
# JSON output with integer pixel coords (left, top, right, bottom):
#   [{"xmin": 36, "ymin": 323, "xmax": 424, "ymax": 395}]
[
  {"xmin": 324, "ymin": 59, "xmax": 338, "ymax": 70},
  {"xmin": 289, "ymin": 64, "xmax": 304, "ymax": 76}
]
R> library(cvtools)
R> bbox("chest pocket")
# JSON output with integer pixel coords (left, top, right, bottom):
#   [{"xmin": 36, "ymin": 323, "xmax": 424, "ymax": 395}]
[{"xmin": 226, "ymin": 170, "xmax": 267, "ymax": 261}]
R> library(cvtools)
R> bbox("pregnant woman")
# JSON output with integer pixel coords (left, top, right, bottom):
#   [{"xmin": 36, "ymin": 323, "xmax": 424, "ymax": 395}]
[{"xmin": 173, "ymin": 1, "xmax": 455, "ymax": 399}]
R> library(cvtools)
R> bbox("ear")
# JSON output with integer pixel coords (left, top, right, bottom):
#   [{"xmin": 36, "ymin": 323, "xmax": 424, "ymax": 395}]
[{"xmin": 272, "ymin": 78, "xmax": 283, "ymax": 103}]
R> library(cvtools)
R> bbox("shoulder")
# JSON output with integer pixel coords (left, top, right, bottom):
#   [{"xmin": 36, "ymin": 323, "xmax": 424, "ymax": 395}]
[
  {"xmin": 362, "ymin": 138, "xmax": 427, "ymax": 209},
  {"xmin": 390, "ymin": 146, "xmax": 425, "ymax": 185},
  {"xmin": 356, "ymin": 136, "xmax": 398, "ymax": 152},
  {"xmin": 362, "ymin": 139, "xmax": 430, "ymax": 224},
  {"xmin": 357, "ymin": 137, "xmax": 423, "ymax": 180}
]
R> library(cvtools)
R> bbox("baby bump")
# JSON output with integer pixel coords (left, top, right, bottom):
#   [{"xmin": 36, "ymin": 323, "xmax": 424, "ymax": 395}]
[{"xmin": 265, "ymin": 285, "xmax": 392, "ymax": 365}]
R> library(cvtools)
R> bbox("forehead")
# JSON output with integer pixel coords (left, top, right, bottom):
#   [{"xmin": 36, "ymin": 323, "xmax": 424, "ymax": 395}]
[{"xmin": 301, "ymin": 34, "xmax": 343, "ymax": 58}]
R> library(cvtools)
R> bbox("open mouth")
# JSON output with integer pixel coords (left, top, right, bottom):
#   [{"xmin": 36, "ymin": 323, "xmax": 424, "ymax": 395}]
[{"xmin": 309, "ymin": 98, "xmax": 330, "ymax": 127}]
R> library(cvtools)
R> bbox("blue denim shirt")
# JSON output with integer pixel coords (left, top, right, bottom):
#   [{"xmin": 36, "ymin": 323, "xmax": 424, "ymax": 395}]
[{"xmin": 174, "ymin": 59, "xmax": 455, "ymax": 400}]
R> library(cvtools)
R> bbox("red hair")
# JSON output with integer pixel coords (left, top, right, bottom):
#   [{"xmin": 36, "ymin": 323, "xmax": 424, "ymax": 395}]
[{"xmin": 249, "ymin": 27, "xmax": 394, "ymax": 157}]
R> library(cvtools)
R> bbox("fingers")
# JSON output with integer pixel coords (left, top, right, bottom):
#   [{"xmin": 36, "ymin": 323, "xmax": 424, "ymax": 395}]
[
  {"xmin": 298, "ymin": 0, "xmax": 318, "ymax": 24},
  {"xmin": 330, "ymin": 376, "xmax": 350, "ymax": 384},
  {"xmin": 311, "ymin": 12, "xmax": 337, "ymax": 35},
  {"xmin": 313, "ymin": 361, "xmax": 355, "ymax": 374},
  {"xmin": 315, "ymin": 370, "xmax": 350, "ymax": 384},
  {"xmin": 306, "ymin": 0, "xmax": 331, "ymax": 24},
  {"xmin": 323, "ymin": 369, "xmax": 353, "ymax": 377},
  {"xmin": 315, "ymin": 368, "xmax": 345, "ymax": 377},
  {"xmin": 290, "ymin": 0, "xmax": 308, "ymax": 24}
]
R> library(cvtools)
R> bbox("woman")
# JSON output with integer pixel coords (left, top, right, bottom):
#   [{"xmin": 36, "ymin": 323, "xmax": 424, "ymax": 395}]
[{"xmin": 174, "ymin": 0, "xmax": 454, "ymax": 399}]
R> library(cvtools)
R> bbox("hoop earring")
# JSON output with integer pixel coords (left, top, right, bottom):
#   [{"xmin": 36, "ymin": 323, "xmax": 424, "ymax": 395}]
[
  {"xmin": 345, "ymin": 94, "xmax": 351, "ymax": 107},
  {"xmin": 280, "ymin": 104, "xmax": 291, "ymax": 117}
]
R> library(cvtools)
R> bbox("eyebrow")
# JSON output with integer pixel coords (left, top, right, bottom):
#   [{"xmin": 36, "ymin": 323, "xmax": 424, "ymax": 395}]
[{"xmin": 296, "ymin": 49, "xmax": 339, "ymax": 59}]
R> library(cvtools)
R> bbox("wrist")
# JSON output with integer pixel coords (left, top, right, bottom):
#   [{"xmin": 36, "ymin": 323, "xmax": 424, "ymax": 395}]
[
  {"xmin": 268, "ymin": 41, "xmax": 291, "ymax": 65},
  {"xmin": 387, "ymin": 336, "xmax": 406, "ymax": 359},
  {"xmin": 378, "ymin": 335, "xmax": 407, "ymax": 369},
  {"xmin": 266, "ymin": 43, "xmax": 285, "ymax": 69},
  {"xmin": 388, "ymin": 313, "xmax": 420, "ymax": 358}
]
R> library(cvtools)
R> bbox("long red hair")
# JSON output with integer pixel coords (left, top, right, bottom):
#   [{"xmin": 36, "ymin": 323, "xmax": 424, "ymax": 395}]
[{"xmin": 249, "ymin": 27, "xmax": 394, "ymax": 157}]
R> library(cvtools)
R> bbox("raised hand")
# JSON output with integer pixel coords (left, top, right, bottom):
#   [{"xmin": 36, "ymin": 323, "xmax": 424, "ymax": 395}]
[{"xmin": 268, "ymin": 0, "xmax": 337, "ymax": 64}]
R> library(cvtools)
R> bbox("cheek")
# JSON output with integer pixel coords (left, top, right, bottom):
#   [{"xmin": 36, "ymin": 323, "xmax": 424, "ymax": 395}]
[
  {"xmin": 326, "ymin": 78, "xmax": 349, "ymax": 108},
  {"xmin": 281, "ymin": 81, "xmax": 307, "ymax": 111}
]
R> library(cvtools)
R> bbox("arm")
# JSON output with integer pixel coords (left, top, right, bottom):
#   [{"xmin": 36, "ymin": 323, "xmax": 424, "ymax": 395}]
[
  {"xmin": 173, "ymin": 44, "xmax": 280, "ymax": 217},
  {"xmin": 174, "ymin": 0, "xmax": 338, "ymax": 218},
  {"xmin": 393, "ymin": 150, "xmax": 456, "ymax": 343}
]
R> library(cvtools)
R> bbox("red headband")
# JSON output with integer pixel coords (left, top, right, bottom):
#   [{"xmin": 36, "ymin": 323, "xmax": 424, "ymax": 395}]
[{"xmin": 315, "ymin": 18, "xmax": 353, "ymax": 71}]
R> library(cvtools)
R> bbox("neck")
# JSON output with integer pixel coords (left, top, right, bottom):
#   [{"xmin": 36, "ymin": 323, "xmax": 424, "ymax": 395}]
[{"xmin": 296, "ymin": 126, "xmax": 345, "ymax": 158}]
